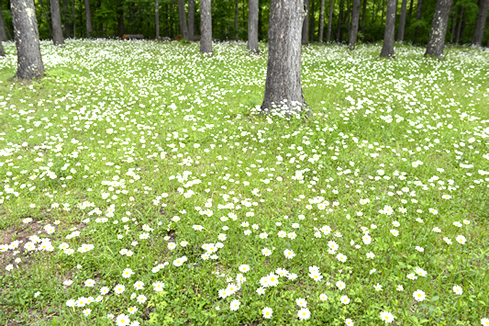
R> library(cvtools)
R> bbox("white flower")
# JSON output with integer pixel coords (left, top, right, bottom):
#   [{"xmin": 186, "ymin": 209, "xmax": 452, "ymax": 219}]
[
  {"xmin": 116, "ymin": 314, "xmax": 130, "ymax": 326},
  {"xmin": 336, "ymin": 281, "xmax": 346, "ymax": 290},
  {"xmin": 345, "ymin": 319, "xmax": 354, "ymax": 326},
  {"xmin": 262, "ymin": 307, "xmax": 273, "ymax": 319},
  {"xmin": 319, "ymin": 293, "xmax": 328, "ymax": 301},
  {"xmin": 114, "ymin": 284, "xmax": 125, "ymax": 294},
  {"xmin": 239, "ymin": 264, "xmax": 250, "ymax": 273},
  {"xmin": 136, "ymin": 295, "xmax": 147, "ymax": 304},
  {"xmin": 380, "ymin": 311, "xmax": 394, "ymax": 323},
  {"xmin": 122, "ymin": 268, "xmax": 134, "ymax": 278},
  {"xmin": 340, "ymin": 295, "xmax": 350, "ymax": 305},
  {"xmin": 295, "ymin": 298, "xmax": 307, "ymax": 307},
  {"xmin": 261, "ymin": 248, "xmax": 272, "ymax": 256},
  {"xmin": 230, "ymin": 299, "xmax": 240, "ymax": 311},
  {"xmin": 413, "ymin": 289, "xmax": 426, "ymax": 302},
  {"xmin": 453, "ymin": 285, "xmax": 463, "ymax": 295},
  {"xmin": 336, "ymin": 253, "xmax": 347, "ymax": 262},
  {"xmin": 456, "ymin": 235, "xmax": 466, "ymax": 245},
  {"xmin": 284, "ymin": 249, "xmax": 296, "ymax": 259}
]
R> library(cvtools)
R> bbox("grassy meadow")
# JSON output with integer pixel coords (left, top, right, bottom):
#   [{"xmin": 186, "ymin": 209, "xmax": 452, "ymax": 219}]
[{"xmin": 0, "ymin": 39, "xmax": 488, "ymax": 326}]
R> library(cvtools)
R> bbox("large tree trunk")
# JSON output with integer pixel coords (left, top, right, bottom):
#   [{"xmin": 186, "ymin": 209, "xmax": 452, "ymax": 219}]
[
  {"xmin": 326, "ymin": 0, "xmax": 334, "ymax": 42},
  {"xmin": 262, "ymin": 0, "xmax": 306, "ymax": 112},
  {"xmin": 380, "ymin": 0, "xmax": 397, "ymax": 57},
  {"xmin": 310, "ymin": 0, "xmax": 314, "ymax": 41},
  {"xmin": 413, "ymin": 0, "xmax": 422, "ymax": 44},
  {"xmin": 360, "ymin": 0, "xmax": 367, "ymax": 40},
  {"xmin": 455, "ymin": 6, "xmax": 463, "ymax": 44},
  {"xmin": 425, "ymin": 0, "xmax": 452, "ymax": 57},
  {"xmin": 11, "ymin": 0, "xmax": 45, "ymax": 79},
  {"xmin": 235, "ymin": 0, "xmax": 239, "ymax": 40},
  {"xmin": 200, "ymin": 0, "xmax": 212, "ymax": 53},
  {"xmin": 472, "ymin": 0, "xmax": 489, "ymax": 46},
  {"xmin": 348, "ymin": 0, "xmax": 360, "ymax": 49},
  {"xmin": 248, "ymin": 0, "xmax": 258, "ymax": 52},
  {"xmin": 0, "ymin": 41, "xmax": 5, "ymax": 56},
  {"xmin": 72, "ymin": 0, "xmax": 76, "ymax": 38},
  {"xmin": 397, "ymin": 0, "xmax": 407, "ymax": 41},
  {"xmin": 84, "ymin": 0, "xmax": 92, "ymax": 38},
  {"xmin": 302, "ymin": 0, "xmax": 309, "ymax": 44},
  {"xmin": 336, "ymin": 0, "xmax": 344, "ymax": 41},
  {"xmin": 319, "ymin": 0, "xmax": 325, "ymax": 42},
  {"xmin": 188, "ymin": 0, "xmax": 194, "ymax": 40},
  {"xmin": 50, "ymin": 0, "xmax": 64, "ymax": 45},
  {"xmin": 0, "ymin": 0, "xmax": 8, "ymax": 41},
  {"xmin": 117, "ymin": 1, "xmax": 124, "ymax": 37},
  {"xmin": 178, "ymin": 0, "xmax": 188, "ymax": 40},
  {"xmin": 155, "ymin": 0, "xmax": 159, "ymax": 38},
  {"xmin": 62, "ymin": 0, "xmax": 71, "ymax": 38}
]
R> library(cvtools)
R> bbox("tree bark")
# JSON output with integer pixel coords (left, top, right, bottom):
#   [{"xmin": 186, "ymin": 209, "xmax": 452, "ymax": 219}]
[
  {"xmin": 62, "ymin": 0, "xmax": 71, "ymax": 38},
  {"xmin": 397, "ymin": 0, "xmax": 407, "ymax": 41},
  {"xmin": 11, "ymin": 0, "xmax": 45, "ymax": 79},
  {"xmin": 348, "ymin": 0, "xmax": 360, "ymax": 49},
  {"xmin": 248, "ymin": 0, "xmax": 258, "ymax": 52},
  {"xmin": 360, "ymin": 0, "xmax": 367, "ymax": 40},
  {"xmin": 326, "ymin": 0, "xmax": 334, "ymax": 42},
  {"xmin": 155, "ymin": 0, "xmax": 159, "ymax": 38},
  {"xmin": 346, "ymin": 0, "xmax": 351, "ymax": 39},
  {"xmin": 472, "ymin": 0, "xmax": 489, "ymax": 46},
  {"xmin": 0, "ymin": 0, "xmax": 8, "ymax": 41},
  {"xmin": 188, "ymin": 0, "xmax": 194, "ymax": 40},
  {"xmin": 302, "ymin": 0, "xmax": 309, "ymax": 44},
  {"xmin": 262, "ymin": 0, "xmax": 306, "ymax": 112},
  {"xmin": 310, "ymin": 0, "xmax": 314, "ymax": 41},
  {"xmin": 0, "ymin": 41, "xmax": 5, "ymax": 56},
  {"xmin": 258, "ymin": 0, "xmax": 263, "ymax": 40},
  {"xmin": 455, "ymin": 6, "xmax": 463, "ymax": 44},
  {"xmin": 117, "ymin": 1, "xmax": 124, "ymax": 37},
  {"xmin": 319, "ymin": 0, "xmax": 325, "ymax": 42},
  {"xmin": 380, "ymin": 0, "xmax": 397, "ymax": 57},
  {"xmin": 336, "ymin": 0, "xmax": 344, "ymax": 41},
  {"xmin": 413, "ymin": 0, "xmax": 422, "ymax": 44},
  {"xmin": 200, "ymin": 0, "xmax": 212, "ymax": 53},
  {"xmin": 178, "ymin": 0, "xmax": 188, "ymax": 40},
  {"xmin": 84, "ymin": 0, "xmax": 92, "ymax": 38},
  {"xmin": 235, "ymin": 0, "xmax": 239, "ymax": 40},
  {"xmin": 50, "ymin": 0, "xmax": 64, "ymax": 45},
  {"xmin": 425, "ymin": 0, "xmax": 452, "ymax": 57},
  {"xmin": 72, "ymin": 0, "xmax": 76, "ymax": 38}
]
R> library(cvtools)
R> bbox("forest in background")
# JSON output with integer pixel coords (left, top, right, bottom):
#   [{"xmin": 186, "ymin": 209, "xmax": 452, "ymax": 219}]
[{"xmin": 0, "ymin": 0, "xmax": 487, "ymax": 46}]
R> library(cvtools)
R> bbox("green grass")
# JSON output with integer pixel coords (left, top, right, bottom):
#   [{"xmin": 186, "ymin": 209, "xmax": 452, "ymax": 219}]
[{"xmin": 0, "ymin": 39, "xmax": 488, "ymax": 326}]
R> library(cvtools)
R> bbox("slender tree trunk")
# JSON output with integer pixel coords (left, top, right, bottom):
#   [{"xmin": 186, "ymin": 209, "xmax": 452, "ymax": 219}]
[
  {"xmin": 170, "ymin": 0, "xmax": 174, "ymax": 38},
  {"xmin": 62, "ymin": 0, "xmax": 70, "ymax": 38},
  {"xmin": 425, "ymin": 0, "xmax": 453, "ymax": 57},
  {"xmin": 413, "ymin": 0, "xmax": 422, "ymax": 44},
  {"xmin": 262, "ymin": 0, "xmax": 307, "ymax": 112},
  {"xmin": 50, "ymin": 0, "xmax": 64, "ymax": 45},
  {"xmin": 360, "ymin": 0, "xmax": 367, "ymax": 40},
  {"xmin": 0, "ymin": 0, "xmax": 8, "ymax": 41},
  {"xmin": 155, "ymin": 0, "xmax": 159, "ymax": 38},
  {"xmin": 188, "ymin": 0, "xmax": 194, "ymax": 40},
  {"xmin": 455, "ymin": 6, "xmax": 463, "ymax": 44},
  {"xmin": 327, "ymin": 0, "xmax": 334, "ymax": 42},
  {"xmin": 319, "ymin": 0, "xmax": 325, "ymax": 42},
  {"xmin": 178, "ymin": 0, "xmax": 188, "ymax": 40},
  {"xmin": 346, "ymin": 0, "xmax": 351, "ymax": 39},
  {"xmin": 408, "ymin": 0, "xmax": 413, "ymax": 17},
  {"xmin": 397, "ymin": 0, "xmax": 407, "ymax": 41},
  {"xmin": 0, "ymin": 41, "xmax": 5, "ymax": 56},
  {"xmin": 11, "ymin": 0, "xmax": 45, "ymax": 79},
  {"xmin": 72, "ymin": 0, "xmax": 76, "ymax": 38},
  {"xmin": 235, "ymin": 0, "xmax": 239, "ymax": 40},
  {"xmin": 337, "ymin": 0, "xmax": 344, "ymax": 41},
  {"xmin": 248, "ymin": 0, "xmax": 258, "ymax": 52},
  {"xmin": 310, "ymin": 0, "xmax": 315, "ymax": 41},
  {"xmin": 84, "ymin": 0, "xmax": 92, "ymax": 38},
  {"xmin": 348, "ymin": 0, "xmax": 360, "ymax": 49},
  {"xmin": 450, "ymin": 10, "xmax": 455, "ymax": 42},
  {"xmin": 200, "ymin": 0, "xmax": 212, "ymax": 53},
  {"xmin": 40, "ymin": 0, "xmax": 53, "ymax": 37},
  {"xmin": 258, "ymin": 0, "xmax": 263, "ymax": 40},
  {"xmin": 302, "ymin": 0, "xmax": 309, "ymax": 44},
  {"xmin": 380, "ymin": 0, "xmax": 397, "ymax": 57},
  {"xmin": 472, "ymin": 0, "xmax": 489, "ymax": 46},
  {"xmin": 117, "ymin": 1, "xmax": 124, "ymax": 37}
]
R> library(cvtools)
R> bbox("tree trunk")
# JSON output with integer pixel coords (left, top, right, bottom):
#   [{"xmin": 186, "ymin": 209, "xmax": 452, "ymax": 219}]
[
  {"xmin": 39, "ymin": 0, "xmax": 53, "ymax": 37},
  {"xmin": 72, "ymin": 0, "xmax": 76, "ymax": 38},
  {"xmin": 302, "ymin": 0, "xmax": 309, "ymax": 44},
  {"xmin": 413, "ymin": 0, "xmax": 422, "ymax": 44},
  {"xmin": 472, "ymin": 0, "xmax": 489, "ymax": 46},
  {"xmin": 50, "ymin": 0, "xmax": 64, "ymax": 45},
  {"xmin": 84, "ymin": 0, "xmax": 92, "ymax": 38},
  {"xmin": 258, "ymin": 0, "xmax": 263, "ymax": 40},
  {"xmin": 346, "ymin": 0, "xmax": 351, "ymax": 39},
  {"xmin": 262, "ymin": 0, "xmax": 306, "ymax": 112},
  {"xmin": 360, "ymin": 0, "xmax": 367, "ymax": 40},
  {"xmin": 235, "ymin": 0, "xmax": 239, "ymax": 40},
  {"xmin": 200, "ymin": 0, "xmax": 212, "ymax": 53},
  {"xmin": 380, "ymin": 0, "xmax": 397, "ymax": 57},
  {"xmin": 170, "ymin": 0, "xmax": 174, "ymax": 38},
  {"xmin": 0, "ymin": 41, "xmax": 5, "ymax": 56},
  {"xmin": 248, "ymin": 0, "xmax": 258, "ymax": 52},
  {"xmin": 11, "ymin": 0, "xmax": 45, "ymax": 79},
  {"xmin": 310, "ymin": 0, "xmax": 314, "ymax": 41},
  {"xmin": 178, "ymin": 0, "xmax": 188, "ymax": 40},
  {"xmin": 336, "ymin": 0, "xmax": 344, "ymax": 41},
  {"xmin": 425, "ymin": 0, "xmax": 452, "ymax": 57},
  {"xmin": 319, "ymin": 0, "xmax": 325, "ymax": 42},
  {"xmin": 326, "ymin": 0, "xmax": 334, "ymax": 42},
  {"xmin": 117, "ymin": 1, "xmax": 124, "ymax": 37},
  {"xmin": 188, "ymin": 0, "xmax": 194, "ymax": 40},
  {"xmin": 455, "ymin": 6, "xmax": 463, "ymax": 44},
  {"xmin": 450, "ymin": 10, "xmax": 455, "ymax": 43},
  {"xmin": 397, "ymin": 0, "xmax": 407, "ymax": 41},
  {"xmin": 62, "ymin": 0, "xmax": 70, "ymax": 38},
  {"xmin": 155, "ymin": 0, "xmax": 159, "ymax": 38},
  {"xmin": 348, "ymin": 0, "xmax": 360, "ymax": 49},
  {"xmin": 0, "ymin": 0, "xmax": 8, "ymax": 41}
]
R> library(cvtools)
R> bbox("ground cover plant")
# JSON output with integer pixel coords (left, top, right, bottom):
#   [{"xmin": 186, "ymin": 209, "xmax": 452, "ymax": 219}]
[{"xmin": 0, "ymin": 39, "xmax": 488, "ymax": 326}]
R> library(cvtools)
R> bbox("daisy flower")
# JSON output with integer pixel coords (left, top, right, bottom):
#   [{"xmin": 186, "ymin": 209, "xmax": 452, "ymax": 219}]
[
  {"xmin": 380, "ymin": 311, "xmax": 394, "ymax": 323},
  {"xmin": 297, "ymin": 308, "xmax": 311, "ymax": 320},
  {"xmin": 262, "ymin": 307, "xmax": 273, "ymax": 319},
  {"xmin": 453, "ymin": 285, "xmax": 463, "ymax": 295},
  {"xmin": 413, "ymin": 289, "xmax": 426, "ymax": 302},
  {"xmin": 230, "ymin": 299, "xmax": 240, "ymax": 311}
]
